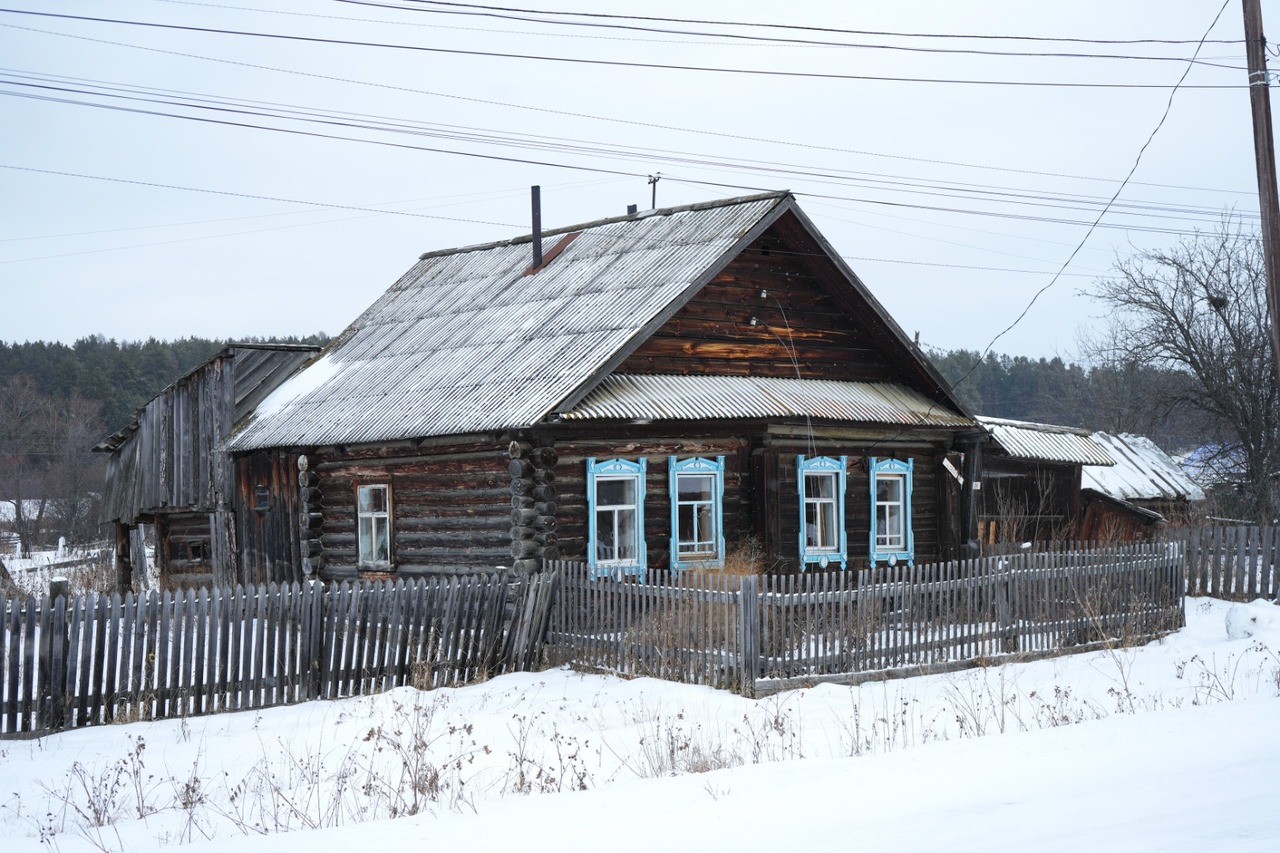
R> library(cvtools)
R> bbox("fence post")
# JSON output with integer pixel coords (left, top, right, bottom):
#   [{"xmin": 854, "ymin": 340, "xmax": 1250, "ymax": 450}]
[
  {"xmin": 40, "ymin": 578, "xmax": 70, "ymax": 731},
  {"xmin": 736, "ymin": 575, "xmax": 760, "ymax": 697},
  {"xmin": 995, "ymin": 559, "xmax": 1018, "ymax": 654},
  {"xmin": 303, "ymin": 580, "xmax": 324, "ymax": 701}
]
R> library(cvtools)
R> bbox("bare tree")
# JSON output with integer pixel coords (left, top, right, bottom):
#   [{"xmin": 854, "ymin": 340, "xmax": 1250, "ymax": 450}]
[
  {"xmin": 1086, "ymin": 220, "xmax": 1279, "ymax": 523},
  {"xmin": 0, "ymin": 376, "xmax": 106, "ymax": 555}
]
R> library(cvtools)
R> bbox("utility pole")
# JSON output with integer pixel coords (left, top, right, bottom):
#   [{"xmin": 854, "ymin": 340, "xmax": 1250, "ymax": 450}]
[{"xmin": 1242, "ymin": 0, "xmax": 1280, "ymax": 375}]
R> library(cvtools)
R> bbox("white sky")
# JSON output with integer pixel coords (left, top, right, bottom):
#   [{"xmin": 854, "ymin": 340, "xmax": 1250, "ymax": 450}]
[
  {"xmin": 3, "ymin": 597, "xmax": 1278, "ymax": 851},
  {"xmin": 0, "ymin": 1, "xmax": 1267, "ymax": 358}
]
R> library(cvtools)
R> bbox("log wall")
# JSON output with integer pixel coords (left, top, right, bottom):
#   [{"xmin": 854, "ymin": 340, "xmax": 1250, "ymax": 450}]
[{"xmin": 312, "ymin": 440, "xmax": 512, "ymax": 579}]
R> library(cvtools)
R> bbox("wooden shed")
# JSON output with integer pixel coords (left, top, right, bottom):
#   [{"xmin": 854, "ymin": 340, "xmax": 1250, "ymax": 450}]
[
  {"xmin": 975, "ymin": 416, "xmax": 1115, "ymax": 545},
  {"xmin": 1080, "ymin": 431, "xmax": 1206, "ymax": 538},
  {"xmin": 226, "ymin": 192, "xmax": 984, "ymax": 581},
  {"xmin": 96, "ymin": 344, "xmax": 319, "ymax": 588}
]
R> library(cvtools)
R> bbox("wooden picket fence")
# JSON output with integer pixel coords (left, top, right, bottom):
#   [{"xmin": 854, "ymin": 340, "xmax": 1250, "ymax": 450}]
[
  {"xmin": 1171, "ymin": 525, "xmax": 1280, "ymax": 600},
  {"xmin": 0, "ymin": 572, "xmax": 557, "ymax": 737},
  {"xmin": 547, "ymin": 543, "xmax": 1185, "ymax": 696}
]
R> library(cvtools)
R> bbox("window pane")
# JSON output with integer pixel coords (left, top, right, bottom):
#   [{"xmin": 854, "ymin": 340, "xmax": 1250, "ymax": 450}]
[
  {"xmin": 359, "ymin": 516, "xmax": 374, "ymax": 563},
  {"xmin": 597, "ymin": 478, "xmax": 635, "ymax": 507},
  {"xmin": 359, "ymin": 485, "xmax": 387, "ymax": 513},
  {"xmin": 806, "ymin": 472, "xmax": 834, "ymax": 499},
  {"xmin": 877, "ymin": 476, "xmax": 901, "ymax": 504},
  {"xmin": 597, "ymin": 507, "xmax": 638, "ymax": 562},
  {"xmin": 373, "ymin": 517, "xmax": 389, "ymax": 562},
  {"xmin": 805, "ymin": 500, "xmax": 836, "ymax": 549},
  {"xmin": 678, "ymin": 474, "xmax": 714, "ymax": 502},
  {"xmin": 595, "ymin": 509, "xmax": 616, "ymax": 561},
  {"xmin": 615, "ymin": 508, "xmax": 636, "ymax": 560}
]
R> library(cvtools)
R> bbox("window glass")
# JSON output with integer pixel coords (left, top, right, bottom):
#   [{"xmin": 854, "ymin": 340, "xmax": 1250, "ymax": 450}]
[
  {"xmin": 357, "ymin": 484, "xmax": 391, "ymax": 565},
  {"xmin": 587, "ymin": 458, "xmax": 646, "ymax": 577}
]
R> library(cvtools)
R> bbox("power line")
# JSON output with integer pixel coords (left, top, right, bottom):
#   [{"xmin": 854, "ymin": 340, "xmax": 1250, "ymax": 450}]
[
  {"xmin": 395, "ymin": 0, "xmax": 1242, "ymax": 47},
  {"xmin": 0, "ymin": 8, "xmax": 1248, "ymax": 89},
  {"xmin": 334, "ymin": 0, "xmax": 1244, "ymax": 66},
  {"xmin": 0, "ymin": 71, "xmax": 1251, "ymax": 233},
  {"xmin": 0, "ymin": 164, "xmax": 523, "ymax": 227},
  {"xmin": 5, "ymin": 20, "xmax": 1253, "ymax": 198}
]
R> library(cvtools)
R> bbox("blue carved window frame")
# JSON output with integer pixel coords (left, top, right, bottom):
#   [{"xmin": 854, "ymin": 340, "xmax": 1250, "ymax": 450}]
[
  {"xmin": 668, "ymin": 456, "xmax": 725, "ymax": 572},
  {"xmin": 797, "ymin": 454, "xmax": 848, "ymax": 570},
  {"xmin": 869, "ymin": 457, "xmax": 914, "ymax": 566},
  {"xmin": 587, "ymin": 457, "xmax": 647, "ymax": 580}
]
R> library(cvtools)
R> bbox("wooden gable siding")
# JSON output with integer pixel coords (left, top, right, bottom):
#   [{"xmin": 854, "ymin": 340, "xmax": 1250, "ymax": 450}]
[
  {"xmin": 550, "ymin": 433, "xmax": 752, "ymax": 572},
  {"xmin": 312, "ymin": 440, "xmax": 512, "ymax": 580},
  {"xmin": 619, "ymin": 219, "xmax": 898, "ymax": 382},
  {"xmin": 100, "ymin": 355, "xmax": 231, "ymax": 525}
]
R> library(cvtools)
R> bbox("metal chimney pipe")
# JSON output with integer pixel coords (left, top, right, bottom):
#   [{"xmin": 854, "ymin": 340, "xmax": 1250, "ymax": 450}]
[{"xmin": 531, "ymin": 185, "xmax": 543, "ymax": 268}]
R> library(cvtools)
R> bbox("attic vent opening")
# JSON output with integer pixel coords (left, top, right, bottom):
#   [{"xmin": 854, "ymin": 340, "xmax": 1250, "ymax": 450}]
[{"xmin": 760, "ymin": 243, "xmax": 772, "ymax": 256}]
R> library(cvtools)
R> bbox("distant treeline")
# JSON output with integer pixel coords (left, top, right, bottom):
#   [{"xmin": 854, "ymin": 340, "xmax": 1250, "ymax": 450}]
[
  {"xmin": 0, "ymin": 336, "xmax": 1202, "ymax": 454},
  {"xmin": 0, "ymin": 335, "xmax": 329, "ymax": 435},
  {"xmin": 928, "ymin": 349, "xmax": 1207, "ymax": 453}
]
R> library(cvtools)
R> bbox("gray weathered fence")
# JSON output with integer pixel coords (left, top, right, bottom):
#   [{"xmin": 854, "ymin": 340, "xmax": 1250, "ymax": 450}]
[
  {"xmin": 1173, "ymin": 525, "xmax": 1280, "ymax": 600},
  {"xmin": 0, "ymin": 572, "xmax": 555, "ymax": 737},
  {"xmin": 547, "ymin": 543, "xmax": 1184, "ymax": 697}
]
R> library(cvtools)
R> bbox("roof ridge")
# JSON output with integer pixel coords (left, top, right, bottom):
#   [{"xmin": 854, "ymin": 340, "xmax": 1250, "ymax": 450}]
[{"xmin": 417, "ymin": 190, "xmax": 791, "ymax": 261}]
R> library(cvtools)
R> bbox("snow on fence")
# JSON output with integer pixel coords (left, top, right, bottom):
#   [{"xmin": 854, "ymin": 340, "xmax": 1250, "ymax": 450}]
[
  {"xmin": 547, "ymin": 543, "xmax": 1185, "ymax": 697},
  {"xmin": 0, "ymin": 573, "xmax": 557, "ymax": 737},
  {"xmin": 1172, "ymin": 525, "xmax": 1280, "ymax": 600}
]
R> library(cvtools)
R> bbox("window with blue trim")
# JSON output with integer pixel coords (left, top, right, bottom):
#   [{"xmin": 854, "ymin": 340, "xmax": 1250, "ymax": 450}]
[
  {"xmin": 797, "ymin": 455, "xmax": 848, "ymax": 570},
  {"xmin": 870, "ymin": 457, "xmax": 914, "ymax": 566},
  {"xmin": 587, "ymin": 457, "xmax": 647, "ymax": 579},
  {"xmin": 669, "ymin": 456, "xmax": 725, "ymax": 571}
]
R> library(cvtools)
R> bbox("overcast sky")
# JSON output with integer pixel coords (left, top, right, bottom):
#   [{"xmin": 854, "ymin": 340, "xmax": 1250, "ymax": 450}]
[{"xmin": 0, "ymin": 1, "xmax": 1267, "ymax": 359}]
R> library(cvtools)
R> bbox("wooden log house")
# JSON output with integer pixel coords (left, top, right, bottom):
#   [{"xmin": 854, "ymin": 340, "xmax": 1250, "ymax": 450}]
[
  {"xmin": 95, "ymin": 344, "xmax": 320, "ymax": 588},
  {"xmin": 223, "ymin": 192, "xmax": 985, "ymax": 582}
]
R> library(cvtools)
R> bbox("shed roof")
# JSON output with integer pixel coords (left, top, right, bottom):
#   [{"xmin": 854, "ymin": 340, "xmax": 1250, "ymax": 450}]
[
  {"xmin": 227, "ymin": 192, "xmax": 969, "ymax": 451},
  {"xmin": 977, "ymin": 416, "xmax": 1114, "ymax": 466},
  {"xmin": 1082, "ymin": 432, "xmax": 1206, "ymax": 503}
]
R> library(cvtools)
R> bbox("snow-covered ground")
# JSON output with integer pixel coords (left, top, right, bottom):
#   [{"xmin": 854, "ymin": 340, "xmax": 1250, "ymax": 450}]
[{"xmin": 2, "ymin": 597, "xmax": 1277, "ymax": 852}]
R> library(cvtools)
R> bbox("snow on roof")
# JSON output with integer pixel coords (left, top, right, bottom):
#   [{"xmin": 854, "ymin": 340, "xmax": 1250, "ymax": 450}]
[{"xmin": 1082, "ymin": 432, "xmax": 1206, "ymax": 503}]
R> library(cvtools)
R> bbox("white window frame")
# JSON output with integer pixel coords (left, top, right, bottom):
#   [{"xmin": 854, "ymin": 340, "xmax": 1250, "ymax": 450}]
[
  {"xmin": 356, "ymin": 483, "xmax": 392, "ymax": 567},
  {"xmin": 797, "ymin": 455, "xmax": 848, "ymax": 570},
  {"xmin": 668, "ymin": 456, "xmax": 725, "ymax": 572},
  {"xmin": 587, "ymin": 457, "xmax": 647, "ymax": 580}
]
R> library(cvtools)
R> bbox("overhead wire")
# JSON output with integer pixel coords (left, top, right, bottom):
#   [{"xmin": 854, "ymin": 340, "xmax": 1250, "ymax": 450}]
[
  {"xmin": 1, "ymin": 20, "xmax": 1253, "ymax": 199},
  {"xmin": 0, "ymin": 69, "xmax": 1254, "ymax": 235},
  {"xmin": 395, "ymin": 0, "xmax": 1241, "ymax": 46},
  {"xmin": 334, "ymin": 0, "xmax": 1244, "ymax": 67},
  {"xmin": 0, "ymin": 8, "xmax": 1249, "ymax": 89}
]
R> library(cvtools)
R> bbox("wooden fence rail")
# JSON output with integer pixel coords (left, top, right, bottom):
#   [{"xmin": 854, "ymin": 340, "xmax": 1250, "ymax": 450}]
[
  {"xmin": 547, "ymin": 543, "xmax": 1185, "ymax": 697},
  {"xmin": 0, "ymin": 573, "xmax": 555, "ymax": 737}
]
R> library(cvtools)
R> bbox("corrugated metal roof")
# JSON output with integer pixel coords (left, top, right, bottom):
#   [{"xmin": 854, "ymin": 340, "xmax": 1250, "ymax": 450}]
[
  {"xmin": 1083, "ymin": 432, "xmax": 1206, "ymax": 502},
  {"xmin": 228, "ymin": 193, "xmax": 794, "ymax": 450},
  {"xmin": 977, "ymin": 416, "xmax": 1115, "ymax": 466},
  {"xmin": 563, "ymin": 374, "xmax": 973, "ymax": 426}
]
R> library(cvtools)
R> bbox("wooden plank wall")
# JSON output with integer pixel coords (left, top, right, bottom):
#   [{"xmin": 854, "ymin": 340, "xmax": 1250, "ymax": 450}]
[
  {"xmin": 548, "ymin": 543, "xmax": 1185, "ymax": 697},
  {"xmin": 0, "ymin": 573, "xmax": 556, "ymax": 737}
]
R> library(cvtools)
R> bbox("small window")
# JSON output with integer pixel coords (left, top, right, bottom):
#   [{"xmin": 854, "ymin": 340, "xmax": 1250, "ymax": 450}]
[
  {"xmin": 587, "ymin": 457, "xmax": 647, "ymax": 580},
  {"xmin": 253, "ymin": 484, "xmax": 270, "ymax": 512},
  {"xmin": 669, "ymin": 456, "xmax": 725, "ymax": 571},
  {"xmin": 357, "ymin": 483, "xmax": 392, "ymax": 567},
  {"xmin": 797, "ymin": 455, "xmax": 848, "ymax": 570},
  {"xmin": 870, "ymin": 457, "xmax": 914, "ymax": 566}
]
